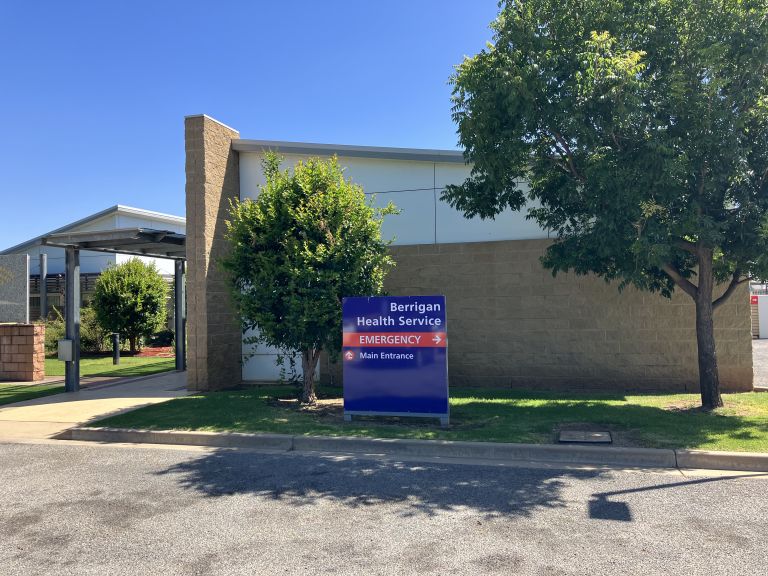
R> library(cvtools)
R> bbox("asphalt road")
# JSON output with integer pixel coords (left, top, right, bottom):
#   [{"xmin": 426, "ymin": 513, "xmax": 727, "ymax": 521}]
[{"xmin": 1, "ymin": 442, "xmax": 766, "ymax": 576}]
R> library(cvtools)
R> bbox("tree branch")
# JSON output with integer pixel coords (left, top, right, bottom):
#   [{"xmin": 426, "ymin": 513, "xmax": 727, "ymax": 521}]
[
  {"xmin": 545, "ymin": 154, "xmax": 570, "ymax": 173},
  {"xmin": 661, "ymin": 263, "xmax": 699, "ymax": 299},
  {"xmin": 712, "ymin": 269, "xmax": 750, "ymax": 310},
  {"xmin": 673, "ymin": 238, "xmax": 698, "ymax": 254},
  {"xmin": 697, "ymin": 164, "xmax": 706, "ymax": 197},
  {"xmin": 552, "ymin": 131, "xmax": 585, "ymax": 182}
]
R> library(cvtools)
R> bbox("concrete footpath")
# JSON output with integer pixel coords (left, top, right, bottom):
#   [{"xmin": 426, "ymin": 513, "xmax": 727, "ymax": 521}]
[
  {"xmin": 62, "ymin": 425, "xmax": 768, "ymax": 473},
  {"xmin": 0, "ymin": 371, "xmax": 187, "ymax": 441}
]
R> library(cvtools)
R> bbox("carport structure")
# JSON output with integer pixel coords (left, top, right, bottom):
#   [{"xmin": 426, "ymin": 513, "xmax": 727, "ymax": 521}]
[{"xmin": 41, "ymin": 228, "xmax": 186, "ymax": 392}]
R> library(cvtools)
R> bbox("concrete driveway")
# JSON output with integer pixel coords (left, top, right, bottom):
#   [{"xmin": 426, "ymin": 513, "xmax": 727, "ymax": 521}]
[{"xmin": 0, "ymin": 371, "xmax": 187, "ymax": 441}]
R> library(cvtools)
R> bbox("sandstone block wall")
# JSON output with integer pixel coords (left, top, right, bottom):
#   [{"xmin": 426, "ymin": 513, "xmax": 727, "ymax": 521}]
[
  {"xmin": 0, "ymin": 254, "xmax": 29, "ymax": 324},
  {"xmin": 0, "ymin": 324, "xmax": 45, "ymax": 381},
  {"xmin": 185, "ymin": 115, "xmax": 243, "ymax": 391},
  {"xmin": 323, "ymin": 239, "xmax": 753, "ymax": 392}
]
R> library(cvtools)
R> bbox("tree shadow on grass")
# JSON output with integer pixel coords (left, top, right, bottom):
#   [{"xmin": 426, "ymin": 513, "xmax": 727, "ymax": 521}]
[
  {"xmin": 453, "ymin": 398, "xmax": 768, "ymax": 449},
  {"xmin": 155, "ymin": 450, "xmax": 604, "ymax": 519},
  {"xmin": 318, "ymin": 387, "xmax": 768, "ymax": 449},
  {"xmin": 84, "ymin": 362, "xmax": 175, "ymax": 378},
  {"xmin": 0, "ymin": 384, "xmax": 64, "ymax": 406},
  {"xmin": 45, "ymin": 357, "xmax": 175, "ymax": 379}
]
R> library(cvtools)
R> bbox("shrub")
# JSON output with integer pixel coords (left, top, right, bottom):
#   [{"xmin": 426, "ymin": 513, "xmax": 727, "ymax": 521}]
[
  {"xmin": 80, "ymin": 307, "xmax": 109, "ymax": 354},
  {"xmin": 44, "ymin": 307, "xmax": 65, "ymax": 356},
  {"xmin": 44, "ymin": 306, "xmax": 110, "ymax": 355},
  {"xmin": 147, "ymin": 329, "xmax": 174, "ymax": 347}
]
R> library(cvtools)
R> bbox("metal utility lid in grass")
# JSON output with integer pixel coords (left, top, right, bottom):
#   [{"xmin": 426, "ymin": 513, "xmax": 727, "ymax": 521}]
[{"xmin": 558, "ymin": 431, "xmax": 612, "ymax": 444}]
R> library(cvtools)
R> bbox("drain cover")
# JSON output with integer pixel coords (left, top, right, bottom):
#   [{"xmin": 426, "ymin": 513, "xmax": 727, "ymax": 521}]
[{"xmin": 558, "ymin": 430, "xmax": 612, "ymax": 444}]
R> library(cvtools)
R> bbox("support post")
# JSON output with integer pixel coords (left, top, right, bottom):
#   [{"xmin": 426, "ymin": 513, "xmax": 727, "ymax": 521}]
[
  {"xmin": 174, "ymin": 259, "xmax": 186, "ymax": 371},
  {"xmin": 39, "ymin": 253, "xmax": 47, "ymax": 320},
  {"xmin": 112, "ymin": 333, "xmax": 120, "ymax": 365},
  {"xmin": 64, "ymin": 247, "xmax": 80, "ymax": 392}
]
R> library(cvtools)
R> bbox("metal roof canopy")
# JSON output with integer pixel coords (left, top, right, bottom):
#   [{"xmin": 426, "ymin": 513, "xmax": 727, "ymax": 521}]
[
  {"xmin": 40, "ymin": 228, "xmax": 187, "ymax": 393},
  {"xmin": 41, "ymin": 227, "xmax": 186, "ymax": 259}
]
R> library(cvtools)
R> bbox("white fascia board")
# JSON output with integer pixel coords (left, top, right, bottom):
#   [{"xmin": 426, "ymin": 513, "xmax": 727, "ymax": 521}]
[
  {"xmin": 115, "ymin": 205, "xmax": 186, "ymax": 225},
  {"xmin": 233, "ymin": 139, "xmax": 467, "ymax": 164}
]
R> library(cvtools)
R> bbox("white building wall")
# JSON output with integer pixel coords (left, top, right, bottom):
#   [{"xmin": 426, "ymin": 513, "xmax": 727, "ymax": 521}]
[
  {"xmin": 114, "ymin": 253, "xmax": 174, "ymax": 274},
  {"xmin": 238, "ymin": 150, "xmax": 547, "ymax": 381},
  {"xmin": 26, "ymin": 244, "xmax": 117, "ymax": 275},
  {"xmin": 239, "ymin": 151, "xmax": 547, "ymax": 246},
  {"xmin": 758, "ymin": 295, "xmax": 768, "ymax": 339}
]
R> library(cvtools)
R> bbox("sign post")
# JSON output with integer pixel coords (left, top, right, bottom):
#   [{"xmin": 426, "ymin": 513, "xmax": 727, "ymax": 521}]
[{"xmin": 342, "ymin": 295, "xmax": 449, "ymax": 426}]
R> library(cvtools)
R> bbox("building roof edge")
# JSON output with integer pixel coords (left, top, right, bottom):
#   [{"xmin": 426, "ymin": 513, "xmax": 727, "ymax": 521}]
[{"xmin": 232, "ymin": 139, "xmax": 468, "ymax": 164}]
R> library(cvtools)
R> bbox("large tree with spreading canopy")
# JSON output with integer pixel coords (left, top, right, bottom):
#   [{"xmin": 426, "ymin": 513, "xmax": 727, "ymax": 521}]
[{"xmin": 444, "ymin": 0, "xmax": 768, "ymax": 409}]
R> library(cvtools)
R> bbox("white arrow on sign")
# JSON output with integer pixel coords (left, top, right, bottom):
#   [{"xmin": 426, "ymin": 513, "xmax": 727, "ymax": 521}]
[
  {"xmin": 345, "ymin": 351, "xmax": 354, "ymax": 360},
  {"xmin": 432, "ymin": 334, "xmax": 442, "ymax": 344}
]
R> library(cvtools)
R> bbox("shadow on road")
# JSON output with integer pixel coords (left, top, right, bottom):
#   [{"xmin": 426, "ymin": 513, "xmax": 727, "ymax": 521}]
[
  {"xmin": 155, "ymin": 449, "xmax": 606, "ymax": 519},
  {"xmin": 587, "ymin": 472, "xmax": 768, "ymax": 522}
]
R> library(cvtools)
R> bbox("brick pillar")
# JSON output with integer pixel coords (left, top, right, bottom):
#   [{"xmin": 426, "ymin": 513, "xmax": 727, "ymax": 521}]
[
  {"xmin": 184, "ymin": 115, "xmax": 243, "ymax": 391},
  {"xmin": 0, "ymin": 324, "xmax": 45, "ymax": 381}
]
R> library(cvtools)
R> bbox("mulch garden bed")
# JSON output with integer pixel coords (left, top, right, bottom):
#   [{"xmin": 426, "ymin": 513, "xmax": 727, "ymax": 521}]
[{"xmin": 135, "ymin": 346, "xmax": 174, "ymax": 358}]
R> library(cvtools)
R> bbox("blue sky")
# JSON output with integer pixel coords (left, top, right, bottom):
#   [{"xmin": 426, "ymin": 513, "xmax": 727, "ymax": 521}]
[{"xmin": 0, "ymin": 1, "xmax": 498, "ymax": 249}]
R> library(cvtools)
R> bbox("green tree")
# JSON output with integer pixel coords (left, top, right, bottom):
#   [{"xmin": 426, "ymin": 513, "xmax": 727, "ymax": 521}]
[
  {"xmin": 222, "ymin": 153, "xmax": 396, "ymax": 404},
  {"xmin": 92, "ymin": 259, "xmax": 169, "ymax": 354},
  {"xmin": 444, "ymin": 0, "xmax": 768, "ymax": 409}
]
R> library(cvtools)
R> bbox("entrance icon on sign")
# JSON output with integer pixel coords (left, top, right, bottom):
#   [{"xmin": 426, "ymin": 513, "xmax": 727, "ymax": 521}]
[{"xmin": 344, "ymin": 350, "xmax": 354, "ymax": 361}]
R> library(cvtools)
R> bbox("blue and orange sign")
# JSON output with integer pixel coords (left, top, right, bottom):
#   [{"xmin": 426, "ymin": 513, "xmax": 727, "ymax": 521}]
[{"xmin": 342, "ymin": 295, "xmax": 449, "ymax": 424}]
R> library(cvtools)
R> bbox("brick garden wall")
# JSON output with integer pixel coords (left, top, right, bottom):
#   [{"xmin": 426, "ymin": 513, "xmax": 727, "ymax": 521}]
[
  {"xmin": 0, "ymin": 324, "xmax": 45, "ymax": 382},
  {"xmin": 322, "ymin": 239, "xmax": 753, "ymax": 392}
]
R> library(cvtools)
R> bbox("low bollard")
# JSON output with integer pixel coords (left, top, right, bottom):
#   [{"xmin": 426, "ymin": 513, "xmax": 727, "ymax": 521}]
[{"xmin": 112, "ymin": 333, "xmax": 120, "ymax": 365}]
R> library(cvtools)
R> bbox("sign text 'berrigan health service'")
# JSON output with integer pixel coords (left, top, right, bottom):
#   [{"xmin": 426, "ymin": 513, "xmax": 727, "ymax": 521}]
[{"xmin": 342, "ymin": 296, "xmax": 448, "ymax": 423}]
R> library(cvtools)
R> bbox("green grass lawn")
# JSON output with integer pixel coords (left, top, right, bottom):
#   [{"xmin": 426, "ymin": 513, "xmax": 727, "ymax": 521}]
[
  {"xmin": 0, "ymin": 383, "xmax": 64, "ymax": 406},
  {"xmin": 45, "ymin": 355, "xmax": 175, "ymax": 378},
  {"xmin": 91, "ymin": 385, "xmax": 768, "ymax": 453}
]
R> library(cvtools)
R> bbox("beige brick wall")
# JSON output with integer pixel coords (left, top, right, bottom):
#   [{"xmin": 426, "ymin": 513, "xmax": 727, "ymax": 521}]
[
  {"xmin": 183, "ymin": 117, "xmax": 752, "ymax": 393},
  {"xmin": 0, "ymin": 324, "xmax": 45, "ymax": 381},
  {"xmin": 323, "ymin": 239, "xmax": 753, "ymax": 392},
  {"xmin": 184, "ymin": 115, "xmax": 243, "ymax": 391}
]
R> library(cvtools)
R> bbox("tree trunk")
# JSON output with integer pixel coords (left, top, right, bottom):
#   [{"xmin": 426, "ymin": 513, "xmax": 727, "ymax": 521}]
[
  {"xmin": 129, "ymin": 336, "xmax": 137, "ymax": 355},
  {"xmin": 695, "ymin": 250, "xmax": 724, "ymax": 410},
  {"xmin": 300, "ymin": 348, "xmax": 321, "ymax": 405}
]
